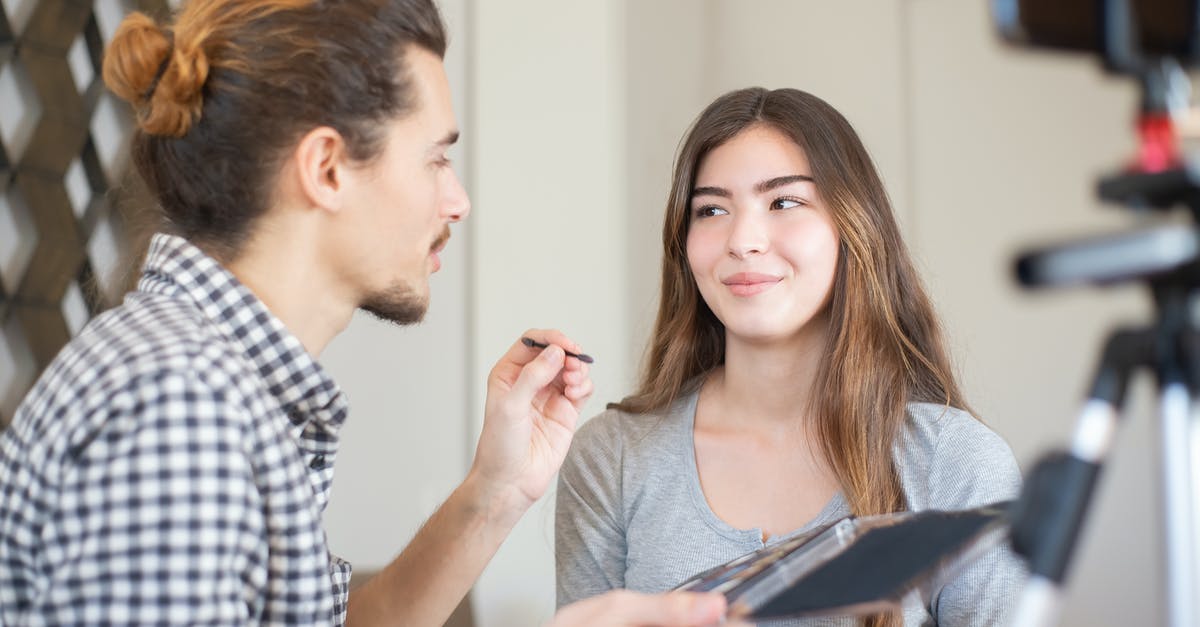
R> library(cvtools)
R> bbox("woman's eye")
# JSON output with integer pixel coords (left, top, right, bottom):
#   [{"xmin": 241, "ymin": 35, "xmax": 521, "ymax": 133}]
[
  {"xmin": 771, "ymin": 198, "xmax": 803, "ymax": 210},
  {"xmin": 693, "ymin": 205, "xmax": 727, "ymax": 218}
]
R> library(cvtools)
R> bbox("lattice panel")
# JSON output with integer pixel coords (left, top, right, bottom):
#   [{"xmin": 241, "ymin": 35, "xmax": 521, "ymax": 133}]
[{"xmin": 0, "ymin": 0, "xmax": 167, "ymax": 426}]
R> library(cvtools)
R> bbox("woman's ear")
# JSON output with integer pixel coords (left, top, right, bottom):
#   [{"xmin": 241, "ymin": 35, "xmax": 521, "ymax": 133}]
[{"xmin": 292, "ymin": 126, "xmax": 349, "ymax": 213}]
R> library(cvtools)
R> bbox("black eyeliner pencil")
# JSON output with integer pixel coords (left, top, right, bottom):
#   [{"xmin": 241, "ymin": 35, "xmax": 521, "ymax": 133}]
[{"xmin": 521, "ymin": 337, "xmax": 595, "ymax": 364}]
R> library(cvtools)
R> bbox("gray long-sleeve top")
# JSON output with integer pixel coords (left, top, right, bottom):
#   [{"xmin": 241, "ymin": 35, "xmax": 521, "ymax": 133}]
[{"xmin": 555, "ymin": 390, "xmax": 1027, "ymax": 626}]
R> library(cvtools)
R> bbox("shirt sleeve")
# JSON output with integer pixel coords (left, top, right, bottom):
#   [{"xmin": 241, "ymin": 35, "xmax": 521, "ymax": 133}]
[
  {"xmin": 555, "ymin": 412, "xmax": 628, "ymax": 608},
  {"xmin": 37, "ymin": 370, "xmax": 267, "ymax": 624},
  {"xmin": 926, "ymin": 415, "xmax": 1029, "ymax": 626}
]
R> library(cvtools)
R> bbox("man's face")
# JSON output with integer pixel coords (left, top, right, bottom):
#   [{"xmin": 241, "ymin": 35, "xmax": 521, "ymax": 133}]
[{"xmin": 337, "ymin": 46, "xmax": 469, "ymax": 324}]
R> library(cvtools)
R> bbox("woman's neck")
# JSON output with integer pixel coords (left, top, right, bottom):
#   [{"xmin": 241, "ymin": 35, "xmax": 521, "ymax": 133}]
[
  {"xmin": 702, "ymin": 317, "xmax": 830, "ymax": 430},
  {"xmin": 692, "ymin": 317, "xmax": 841, "ymax": 534}
]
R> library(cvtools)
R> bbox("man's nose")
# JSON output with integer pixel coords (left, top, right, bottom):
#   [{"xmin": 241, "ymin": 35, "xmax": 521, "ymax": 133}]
[{"xmin": 443, "ymin": 170, "xmax": 470, "ymax": 222}]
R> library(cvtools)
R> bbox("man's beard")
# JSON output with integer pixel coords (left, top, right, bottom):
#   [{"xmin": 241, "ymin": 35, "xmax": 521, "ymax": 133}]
[
  {"xmin": 360, "ymin": 283, "xmax": 428, "ymax": 325},
  {"xmin": 360, "ymin": 226, "xmax": 449, "ymax": 325}
]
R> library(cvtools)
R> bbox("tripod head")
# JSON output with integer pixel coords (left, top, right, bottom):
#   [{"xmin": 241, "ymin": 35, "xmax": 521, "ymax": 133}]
[{"xmin": 995, "ymin": 0, "xmax": 1200, "ymax": 289}]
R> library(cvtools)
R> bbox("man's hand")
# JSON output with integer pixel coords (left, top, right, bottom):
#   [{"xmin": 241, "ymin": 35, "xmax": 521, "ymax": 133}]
[
  {"xmin": 347, "ymin": 330, "xmax": 593, "ymax": 627},
  {"xmin": 548, "ymin": 591, "xmax": 750, "ymax": 627},
  {"xmin": 468, "ymin": 329, "xmax": 594, "ymax": 518}
]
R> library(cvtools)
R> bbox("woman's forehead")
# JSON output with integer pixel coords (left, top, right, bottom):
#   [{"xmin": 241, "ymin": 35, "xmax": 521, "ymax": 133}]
[{"xmin": 695, "ymin": 127, "xmax": 811, "ymax": 188}]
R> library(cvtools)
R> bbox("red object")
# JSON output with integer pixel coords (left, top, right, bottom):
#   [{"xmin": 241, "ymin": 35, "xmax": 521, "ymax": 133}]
[{"xmin": 1132, "ymin": 113, "xmax": 1181, "ymax": 173}]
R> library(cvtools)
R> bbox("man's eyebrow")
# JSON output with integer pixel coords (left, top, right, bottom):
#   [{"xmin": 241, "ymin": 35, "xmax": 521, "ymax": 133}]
[
  {"xmin": 435, "ymin": 130, "xmax": 460, "ymax": 147},
  {"xmin": 755, "ymin": 174, "xmax": 813, "ymax": 193}
]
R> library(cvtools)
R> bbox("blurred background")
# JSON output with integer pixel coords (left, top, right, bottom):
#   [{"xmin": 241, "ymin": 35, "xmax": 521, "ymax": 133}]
[{"xmin": 0, "ymin": 0, "xmax": 1173, "ymax": 625}]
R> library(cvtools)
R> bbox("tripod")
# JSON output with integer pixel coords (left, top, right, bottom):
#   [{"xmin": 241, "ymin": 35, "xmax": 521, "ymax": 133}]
[{"xmin": 1005, "ymin": 60, "xmax": 1200, "ymax": 627}]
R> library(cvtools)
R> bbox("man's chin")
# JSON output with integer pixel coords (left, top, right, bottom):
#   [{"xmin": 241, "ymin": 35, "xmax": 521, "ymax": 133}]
[
  {"xmin": 360, "ymin": 303, "xmax": 427, "ymax": 326},
  {"xmin": 360, "ymin": 290, "xmax": 429, "ymax": 326}
]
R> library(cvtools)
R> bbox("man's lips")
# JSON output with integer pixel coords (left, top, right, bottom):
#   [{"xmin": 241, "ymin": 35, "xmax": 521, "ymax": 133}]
[{"xmin": 430, "ymin": 228, "xmax": 451, "ymax": 272}]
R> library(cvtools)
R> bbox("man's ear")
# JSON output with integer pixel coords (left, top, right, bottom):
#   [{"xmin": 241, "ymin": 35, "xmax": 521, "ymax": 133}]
[{"xmin": 293, "ymin": 126, "xmax": 349, "ymax": 213}]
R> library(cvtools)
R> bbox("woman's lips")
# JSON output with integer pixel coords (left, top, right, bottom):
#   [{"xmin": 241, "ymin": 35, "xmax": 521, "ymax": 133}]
[{"xmin": 722, "ymin": 272, "xmax": 781, "ymax": 296}]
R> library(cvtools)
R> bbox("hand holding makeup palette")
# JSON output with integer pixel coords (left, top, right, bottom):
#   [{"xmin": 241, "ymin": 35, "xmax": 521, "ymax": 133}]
[{"xmin": 674, "ymin": 502, "xmax": 1013, "ymax": 620}]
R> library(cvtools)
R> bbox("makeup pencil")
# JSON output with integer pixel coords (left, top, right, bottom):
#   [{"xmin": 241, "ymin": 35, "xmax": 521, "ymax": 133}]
[{"xmin": 521, "ymin": 337, "xmax": 595, "ymax": 364}]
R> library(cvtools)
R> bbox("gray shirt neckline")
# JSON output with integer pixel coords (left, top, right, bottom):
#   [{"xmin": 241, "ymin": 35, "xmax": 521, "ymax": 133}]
[{"xmin": 678, "ymin": 390, "xmax": 850, "ymax": 547}]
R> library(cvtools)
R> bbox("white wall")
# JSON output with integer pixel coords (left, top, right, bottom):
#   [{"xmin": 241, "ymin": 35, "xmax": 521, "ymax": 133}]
[
  {"xmin": 323, "ymin": 0, "xmax": 473, "ymax": 578},
  {"xmin": 468, "ymin": 1, "xmax": 629, "ymax": 624},
  {"xmin": 322, "ymin": 1, "xmax": 1169, "ymax": 625}
]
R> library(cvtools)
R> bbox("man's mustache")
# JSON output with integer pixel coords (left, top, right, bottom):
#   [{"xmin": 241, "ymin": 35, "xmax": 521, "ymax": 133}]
[{"xmin": 432, "ymin": 226, "xmax": 451, "ymax": 251}]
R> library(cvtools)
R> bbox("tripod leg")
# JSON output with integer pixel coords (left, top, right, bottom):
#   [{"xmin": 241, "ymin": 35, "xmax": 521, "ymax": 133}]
[
  {"xmin": 1162, "ymin": 384, "xmax": 1200, "ymax": 627},
  {"xmin": 1011, "ymin": 578, "xmax": 1061, "ymax": 627},
  {"xmin": 1010, "ymin": 400, "xmax": 1119, "ymax": 627},
  {"xmin": 1008, "ymin": 327, "xmax": 1154, "ymax": 627}
]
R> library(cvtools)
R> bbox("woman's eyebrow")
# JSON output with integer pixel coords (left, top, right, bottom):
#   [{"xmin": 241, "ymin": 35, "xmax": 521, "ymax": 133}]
[
  {"xmin": 755, "ymin": 174, "xmax": 813, "ymax": 193},
  {"xmin": 691, "ymin": 185, "xmax": 730, "ymax": 199},
  {"xmin": 690, "ymin": 174, "xmax": 814, "ymax": 200}
]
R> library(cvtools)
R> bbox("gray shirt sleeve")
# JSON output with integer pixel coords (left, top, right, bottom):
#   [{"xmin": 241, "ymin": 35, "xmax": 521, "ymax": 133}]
[{"xmin": 555, "ymin": 411, "xmax": 627, "ymax": 607}]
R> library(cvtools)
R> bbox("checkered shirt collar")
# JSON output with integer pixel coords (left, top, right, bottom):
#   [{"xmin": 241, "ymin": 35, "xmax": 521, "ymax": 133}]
[{"xmin": 138, "ymin": 233, "xmax": 349, "ymax": 435}]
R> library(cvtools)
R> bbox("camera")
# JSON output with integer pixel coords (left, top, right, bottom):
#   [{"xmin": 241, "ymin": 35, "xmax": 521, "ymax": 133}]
[{"xmin": 991, "ymin": 0, "xmax": 1200, "ymax": 69}]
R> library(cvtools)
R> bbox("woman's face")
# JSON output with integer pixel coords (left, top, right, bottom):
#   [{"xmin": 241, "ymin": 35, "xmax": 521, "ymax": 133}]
[{"xmin": 685, "ymin": 124, "xmax": 840, "ymax": 346}]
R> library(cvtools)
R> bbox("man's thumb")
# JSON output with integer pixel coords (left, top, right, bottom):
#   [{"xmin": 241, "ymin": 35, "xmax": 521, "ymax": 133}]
[{"xmin": 508, "ymin": 344, "xmax": 565, "ymax": 406}]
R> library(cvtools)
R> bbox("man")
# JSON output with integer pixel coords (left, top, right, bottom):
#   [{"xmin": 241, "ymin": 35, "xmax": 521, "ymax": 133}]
[{"xmin": 0, "ymin": 0, "xmax": 730, "ymax": 625}]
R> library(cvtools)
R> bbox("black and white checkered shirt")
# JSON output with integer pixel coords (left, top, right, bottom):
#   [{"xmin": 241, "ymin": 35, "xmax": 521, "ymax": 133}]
[{"xmin": 0, "ymin": 234, "xmax": 352, "ymax": 624}]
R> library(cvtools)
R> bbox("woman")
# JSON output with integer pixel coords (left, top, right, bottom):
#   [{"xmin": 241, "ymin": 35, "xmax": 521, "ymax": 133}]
[{"xmin": 556, "ymin": 87, "xmax": 1024, "ymax": 626}]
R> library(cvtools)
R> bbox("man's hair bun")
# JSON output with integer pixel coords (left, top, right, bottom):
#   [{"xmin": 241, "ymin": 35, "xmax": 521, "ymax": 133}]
[{"xmin": 102, "ymin": 12, "xmax": 209, "ymax": 137}]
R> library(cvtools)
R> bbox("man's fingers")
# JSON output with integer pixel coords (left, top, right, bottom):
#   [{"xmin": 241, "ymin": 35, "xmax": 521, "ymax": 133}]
[
  {"xmin": 564, "ymin": 376, "xmax": 594, "ymax": 406},
  {"xmin": 506, "ymin": 343, "xmax": 565, "ymax": 411},
  {"xmin": 539, "ymin": 394, "xmax": 580, "ymax": 436},
  {"xmin": 549, "ymin": 591, "xmax": 734, "ymax": 627},
  {"xmin": 608, "ymin": 590, "xmax": 727, "ymax": 626}
]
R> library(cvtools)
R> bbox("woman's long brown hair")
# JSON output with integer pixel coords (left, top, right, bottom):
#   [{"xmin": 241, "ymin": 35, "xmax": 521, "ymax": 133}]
[{"xmin": 613, "ymin": 88, "xmax": 969, "ymax": 627}]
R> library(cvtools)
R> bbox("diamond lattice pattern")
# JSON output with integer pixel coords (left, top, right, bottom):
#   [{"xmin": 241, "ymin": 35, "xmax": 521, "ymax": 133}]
[{"xmin": 0, "ymin": 0, "xmax": 167, "ymax": 425}]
